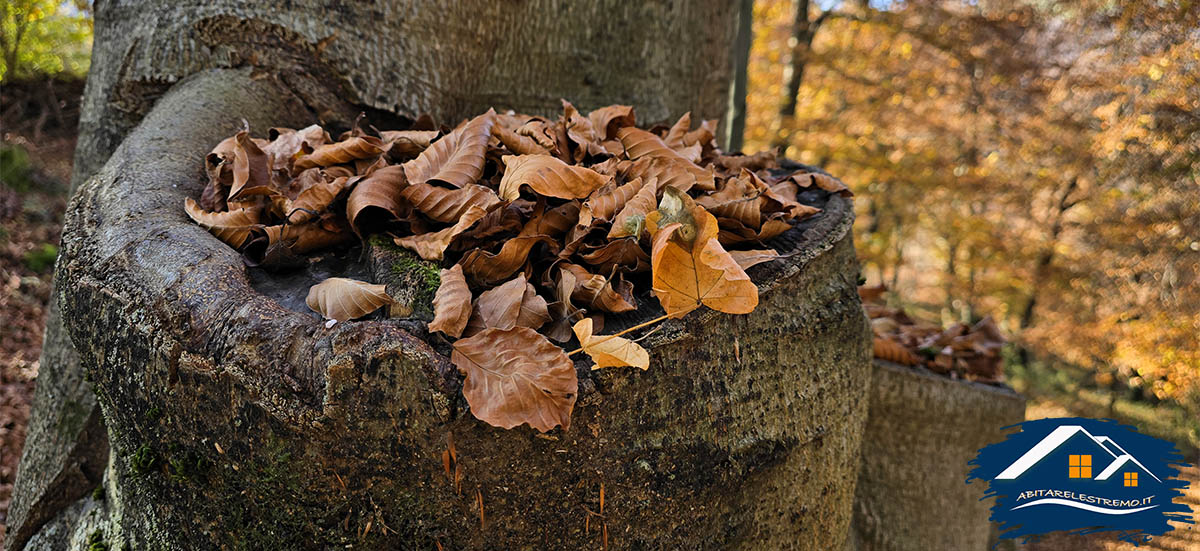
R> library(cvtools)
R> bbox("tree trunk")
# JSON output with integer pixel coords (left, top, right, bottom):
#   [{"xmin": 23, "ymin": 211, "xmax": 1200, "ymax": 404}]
[
  {"xmin": 8, "ymin": 2, "xmax": 872, "ymax": 550},
  {"xmin": 850, "ymin": 360, "xmax": 1026, "ymax": 551}
]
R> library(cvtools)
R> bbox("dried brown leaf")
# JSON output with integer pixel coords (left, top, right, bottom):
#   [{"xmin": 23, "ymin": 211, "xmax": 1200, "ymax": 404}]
[
  {"xmin": 306, "ymin": 277, "xmax": 394, "ymax": 322},
  {"xmin": 586, "ymin": 105, "xmax": 635, "ymax": 141},
  {"xmin": 428, "ymin": 264, "xmax": 473, "ymax": 338},
  {"xmin": 401, "ymin": 183, "xmax": 500, "ymax": 223},
  {"xmin": 465, "ymin": 273, "xmax": 550, "ymax": 335},
  {"xmin": 394, "ymin": 204, "xmax": 488, "ymax": 261},
  {"xmin": 404, "ymin": 110, "xmax": 496, "ymax": 188},
  {"xmin": 616, "ymin": 127, "xmax": 715, "ymax": 191},
  {"xmin": 498, "ymin": 154, "xmax": 609, "ymax": 201},
  {"xmin": 294, "ymin": 136, "xmax": 385, "ymax": 171},
  {"xmin": 607, "ymin": 178, "xmax": 658, "ymax": 239},
  {"xmin": 572, "ymin": 318, "xmax": 649, "ymax": 370},
  {"xmin": 184, "ymin": 197, "xmax": 261, "ymax": 249},
  {"xmin": 346, "ymin": 165, "xmax": 408, "ymax": 236},
  {"xmin": 452, "ymin": 327, "xmax": 577, "ymax": 432}
]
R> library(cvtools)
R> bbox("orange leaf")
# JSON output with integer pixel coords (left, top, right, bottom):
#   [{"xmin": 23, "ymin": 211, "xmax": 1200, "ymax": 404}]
[
  {"xmin": 572, "ymin": 318, "xmax": 649, "ymax": 370},
  {"xmin": 648, "ymin": 198, "xmax": 758, "ymax": 317}
]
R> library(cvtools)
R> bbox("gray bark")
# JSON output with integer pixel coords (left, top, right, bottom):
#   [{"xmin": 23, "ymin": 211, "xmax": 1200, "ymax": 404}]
[
  {"xmin": 722, "ymin": 0, "xmax": 755, "ymax": 152},
  {"xmin": 9, "ymin": 2, "xmax": 872, "ymax": 549},
  {"xmin": 849, "ymin": 360, "xmax": 1026, "ymax": 551}
]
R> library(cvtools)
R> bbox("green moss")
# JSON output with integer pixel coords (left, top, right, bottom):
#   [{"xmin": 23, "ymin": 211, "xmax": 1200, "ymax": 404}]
[
  {"xmin": 92, "ymin": 483, "xmax": 105, "ymax": 501},
  {"xmin": 130, "ymin": 444, "xmax": 158, "ymax": 475},
  {"xmin": 145, "ymin": 406, "xmax": 163, "ymax": 424},
  {"xmin": 86, "ymin": 529, "xmax": 108, "ymax": 551},
  {"xmin": 388, "ymin": 248, "xmax": 441, "ymax": 319},
  {"xmin": 167, "ymin": 447, "xmax": 213, "ymax": 483},
  {"xmin": 23, "ymin": 243, "xmax": 59, "ymax": 273}
]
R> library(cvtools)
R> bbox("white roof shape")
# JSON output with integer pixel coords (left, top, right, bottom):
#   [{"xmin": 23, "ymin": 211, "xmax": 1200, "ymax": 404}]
[
  {"xmin": 995, "ymin": 425, "xmax": 1117, "ymax": 480},
  {"xmin": 1095, "ymin": 454, "xmax": 1162, "ymax": 483}
]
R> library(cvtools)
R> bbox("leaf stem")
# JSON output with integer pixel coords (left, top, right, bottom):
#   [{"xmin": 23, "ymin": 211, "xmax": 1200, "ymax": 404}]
[{"xmin": 566, "ymin": 313, "xmax": 672, "ymax": 356}]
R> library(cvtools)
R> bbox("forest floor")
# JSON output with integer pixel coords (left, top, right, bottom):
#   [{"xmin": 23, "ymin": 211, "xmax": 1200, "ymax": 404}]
[
  {"xmin": 0, "ymin": 80, "xmax": 1195, "ymax": 548},
  {"xmin": 0, "ymin": 77, "xmax": 78, "ymax": 540}
]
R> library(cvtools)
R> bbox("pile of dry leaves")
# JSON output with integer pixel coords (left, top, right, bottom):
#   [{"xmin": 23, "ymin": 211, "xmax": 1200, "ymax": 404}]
[
  {"xmin": 185, "ymin": 101, "xmax": 849, "ymax": 432},
  {"xmin": 860, "ymin": 286, "xmax": 1006, "ymax": 383}
]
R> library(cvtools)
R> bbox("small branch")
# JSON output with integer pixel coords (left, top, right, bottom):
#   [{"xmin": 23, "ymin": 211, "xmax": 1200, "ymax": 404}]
[{"xmin": 567, "ymin": 313, "xmax": 672, "ymax": 356}]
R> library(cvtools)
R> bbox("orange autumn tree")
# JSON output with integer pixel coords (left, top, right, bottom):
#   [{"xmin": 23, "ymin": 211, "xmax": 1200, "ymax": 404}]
[{"xmin": 745, "ymin": 0, "xmax": 1199, "ymax": 414}]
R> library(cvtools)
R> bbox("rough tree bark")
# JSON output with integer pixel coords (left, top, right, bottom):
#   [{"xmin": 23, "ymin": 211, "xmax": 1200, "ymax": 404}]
[
  {"xmin": 8, "ymin": 2, "xmax": 871, "ymax": 549},
  {"xmin": 849, "ymin": 360, "xmax": 1026, "ymax": 551}
]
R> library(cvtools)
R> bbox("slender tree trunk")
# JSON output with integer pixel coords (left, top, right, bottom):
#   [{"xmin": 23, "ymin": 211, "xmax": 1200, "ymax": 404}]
[
  {"xmin": 769, "ymin": 0, "xmax": 829, "ymax": 152},
  {"xmin": 8, "ymin": 2, "xmax": 872, "ymax": 550},
  {"xmin": 722, "ymin": 0, "xmax": 755, "ymax": 152}
]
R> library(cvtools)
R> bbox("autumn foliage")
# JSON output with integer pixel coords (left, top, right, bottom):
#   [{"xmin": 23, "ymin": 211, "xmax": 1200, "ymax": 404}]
[
  {"xmin": 185, "ymin": 102, "xmax": 843, "ymax": 432},
  {"xmin": 747, "ymin": 0, "xmax": 1200, "ymax": 413}
]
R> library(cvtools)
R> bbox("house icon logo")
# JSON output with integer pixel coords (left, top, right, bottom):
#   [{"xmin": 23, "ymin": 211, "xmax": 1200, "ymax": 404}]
[{"xmin": 968, "ymin": 417, "xmax": 1194, "ymax": 545}]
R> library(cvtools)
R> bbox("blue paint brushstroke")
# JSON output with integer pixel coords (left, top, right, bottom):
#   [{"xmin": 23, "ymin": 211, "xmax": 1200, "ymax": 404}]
[{"xmin": 967, "ymin": 417, "xmax": 1193, "ymax": 546}]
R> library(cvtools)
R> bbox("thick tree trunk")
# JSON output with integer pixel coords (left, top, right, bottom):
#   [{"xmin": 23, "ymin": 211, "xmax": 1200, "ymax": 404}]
[
  {"xmin": 849, "ymin": 360, "xmax": 1026, "ymax": 551},
  {"xmin": 9, "ymin": 2, "xmax": 872, "ymax": 550}
]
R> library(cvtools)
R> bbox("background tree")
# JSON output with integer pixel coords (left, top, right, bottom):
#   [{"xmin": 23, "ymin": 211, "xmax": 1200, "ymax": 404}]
[{"xmin": 745, "ymin": 0, "xmax": 1199, "ymax": 424}]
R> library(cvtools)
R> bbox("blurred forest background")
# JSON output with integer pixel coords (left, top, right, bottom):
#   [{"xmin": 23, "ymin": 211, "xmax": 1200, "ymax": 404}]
[{"xmin": 0, "ymin": 0, "xmax": 1197, "ymax": 539}]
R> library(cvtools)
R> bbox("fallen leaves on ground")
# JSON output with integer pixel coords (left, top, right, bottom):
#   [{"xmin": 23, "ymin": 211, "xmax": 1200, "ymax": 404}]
[
  {"xmin": 187, "ymin": 101, "xmax": 845, "ymax": 432},
  {"xmin": 861, "ymin": 285, "xmax": 1006, "ymax": 383}
]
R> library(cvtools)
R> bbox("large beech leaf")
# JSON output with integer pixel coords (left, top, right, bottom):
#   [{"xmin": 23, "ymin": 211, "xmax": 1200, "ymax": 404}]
[
  {"xmin": 404, "ymin": 110, "xmax": 495, "ymax": 188},
  {"xmin": 401, "ymin": 183, "xmax": 500, "ymax": 223},
  {"xmin": 294, "ymin": 136, "xmax": 385, "ymax": 171},
  {"xmin": 572, "ymin": 318, "xmax": 649, "ymax": 370},
  {"xmin": 394, "ymin": 204, "xmax": 488, "ymax": 261},
  {"xmin": 498, "ymin": 154, "xmax": 610, "ymax": 201},
  {"xmin": 452, "ymin": 327, "xmax": 577, "ymax": 432},
  {"xmin": 183, "ymin": 198, "xmax": 260, "ymax": 248},
  {"xmin": 648, "ymin": 202, "xmax": 758, "ymax": 317},
  {"xmin": 306, "ymin": 277, "xmax": 394, "ymax": 322},
  {"xmin": 428, "ymin": 264, "xmax": 473, "ymax": 338}
]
